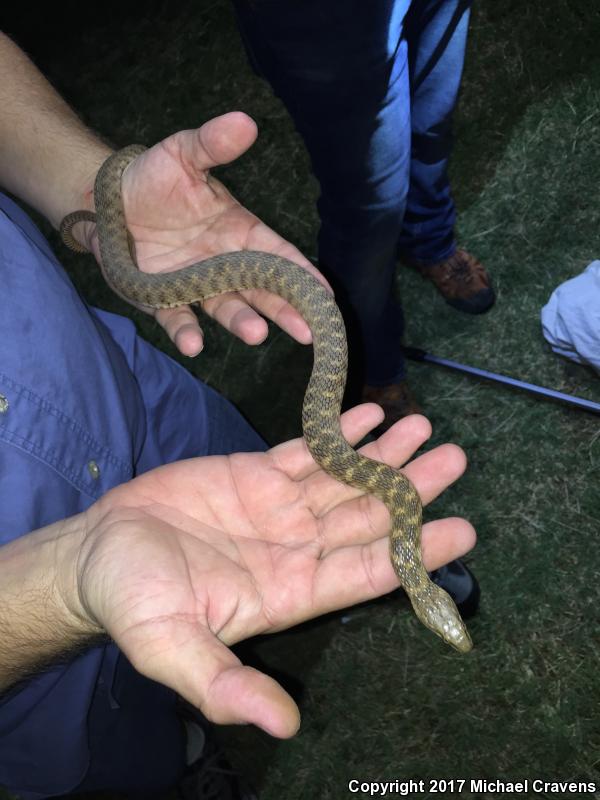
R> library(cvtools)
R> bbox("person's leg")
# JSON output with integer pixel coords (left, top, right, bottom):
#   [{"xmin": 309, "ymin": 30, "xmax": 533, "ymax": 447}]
[
  {"xmin": 231, "ymin": 1, "xmax": 480, "ymax": 613},
  {"xmin": 398, "ymin": 0, "xmax": 494, "ymax": 313},
  {"xmin": 232, "ymin": 0, "xmax": 413, "ymax": 389},
  {"xmin": 398, "ymin": 0, "xmax": 472, "ymax": 263}
]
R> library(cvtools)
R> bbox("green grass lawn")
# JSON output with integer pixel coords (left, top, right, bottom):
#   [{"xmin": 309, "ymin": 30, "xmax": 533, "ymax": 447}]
[{"xmin": 3, "ymin": 1, "xmax": 600, "ymax": 798}]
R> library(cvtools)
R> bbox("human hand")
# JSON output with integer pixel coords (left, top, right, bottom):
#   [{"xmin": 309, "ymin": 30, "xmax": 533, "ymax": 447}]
[
  {"xmin": 66, "ymin": 407, "xmax": 475, "ymax": 738},
  {"xmin": 78, "ymin": 112, "xmax": 325, "ymax": 356}
]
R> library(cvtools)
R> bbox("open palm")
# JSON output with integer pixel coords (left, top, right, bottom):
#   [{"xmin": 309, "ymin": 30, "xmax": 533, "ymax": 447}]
[
  {"xmin": 76, "ymin": 407, "xmax": 475, "ymax": 738},
  {"xmin": 90, "ymin": 112, "xmax": 326, "ymax": 355}
]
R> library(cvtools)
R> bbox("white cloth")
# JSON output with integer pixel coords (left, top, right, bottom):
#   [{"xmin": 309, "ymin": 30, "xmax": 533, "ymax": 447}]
[{"xmin": 541, "ymin": 260, "xmax": 600, "ymax": 373}]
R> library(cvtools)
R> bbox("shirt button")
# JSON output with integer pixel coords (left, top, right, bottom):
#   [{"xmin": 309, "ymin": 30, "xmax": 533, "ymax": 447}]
[
  {"xmin": 0, "ymin": 394, "xmax": 8, "ymax": 414},
  {"xmin": 87, "ymin": 460, "xmax": 101, "ymax": 480}
]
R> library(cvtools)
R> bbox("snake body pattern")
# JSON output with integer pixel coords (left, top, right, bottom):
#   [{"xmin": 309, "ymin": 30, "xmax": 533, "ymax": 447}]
[{"xmin": 61, "ymin": 145, "xmax": 472, "ymax": 653}]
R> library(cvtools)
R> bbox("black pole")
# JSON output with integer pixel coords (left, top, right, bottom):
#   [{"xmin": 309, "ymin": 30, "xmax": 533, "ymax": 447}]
[{"xmin": 403, "ymin": 346, "xmax": 600, "ymax": 415}]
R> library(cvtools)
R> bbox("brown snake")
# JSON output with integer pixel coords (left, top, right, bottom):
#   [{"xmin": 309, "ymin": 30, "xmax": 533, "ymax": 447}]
[{"xmin": 61, "ymin": 145, "xmax": 472, "ymax": 652}]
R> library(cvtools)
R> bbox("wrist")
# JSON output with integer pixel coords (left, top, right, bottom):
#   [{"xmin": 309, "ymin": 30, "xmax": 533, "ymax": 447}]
[
  {"xmin": 52, "ymin": 511, "xmax": 106, "ymax": 637},
  {"xmin": 55, "ymin": 147, "xmax": 112, "ymax": 252},
  {"xmin": 0, "ymin": 513, "xmax": 105, "ymax": 692}
]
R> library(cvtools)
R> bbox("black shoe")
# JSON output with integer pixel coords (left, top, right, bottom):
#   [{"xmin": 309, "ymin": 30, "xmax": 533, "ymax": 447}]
[
  {"xmin": 430, "ymin": 559, "xmax": 480, "ymax": 620},
  {"xmin": 176, "ymin": 704, "xmax": 258, "ymax": 800}
]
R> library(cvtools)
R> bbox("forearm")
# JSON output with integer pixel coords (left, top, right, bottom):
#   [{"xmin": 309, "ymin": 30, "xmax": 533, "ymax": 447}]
[
  {"xmin": 0, "ymin": 31, "xmax": 111, "ymax": 228},
  {"xmin": 0, "ymin": 513, "xmax": 105, "ymax": 694}
]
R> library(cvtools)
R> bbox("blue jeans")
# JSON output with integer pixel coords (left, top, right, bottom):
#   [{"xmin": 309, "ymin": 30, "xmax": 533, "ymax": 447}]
[{"xmin": 233, "ymin": 0, "xmax": 472, "ymax": 385}]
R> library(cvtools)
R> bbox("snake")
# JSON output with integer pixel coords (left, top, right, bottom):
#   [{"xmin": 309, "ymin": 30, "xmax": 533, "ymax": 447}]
[{"xmin": 60, "ymin": 144, "xmax": 472, "ymax": 653}]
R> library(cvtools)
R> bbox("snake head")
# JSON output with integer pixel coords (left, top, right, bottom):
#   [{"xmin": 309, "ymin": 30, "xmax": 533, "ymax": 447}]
[{"xmin": 412, "ymin": 583, "xmax": 473, "ymax": 653}]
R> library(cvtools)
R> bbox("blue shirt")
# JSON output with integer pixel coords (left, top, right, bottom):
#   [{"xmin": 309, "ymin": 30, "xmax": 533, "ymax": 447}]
[{"xmin": 0, "ymin": 193, "xmax": 264, "ymax": 796}]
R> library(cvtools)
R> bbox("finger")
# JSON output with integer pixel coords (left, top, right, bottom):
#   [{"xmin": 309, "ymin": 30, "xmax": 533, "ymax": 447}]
[
  {"xmin": 200, "ymin": 661, "xmax": 300, "ymax": 739},
  {"xmin": 308, "ymin": 516, "xmax": 477, "ymax": 617},
  {"xmin": 243, "ymin": 219, "xmax": 330, "ymax": 290},
  {"xmin": 403, "ymin": 442, "xmax": 467, "ymax": 504},
  {"xmin": 202, "ymin": 243, "xmax": 331, "ymax": 346},
  {"xmin": 301, "ymin": 413, "xmax": 433, "ymax": 513},
  {"xmin": 125, "ymin": 618, "xmax": 300, "ymax": 738},
  {"xmin": 204, "ymin": 284, "xmax": 321, "ymax": 347},
  {"xmin": 315, "ymin": 443, "xmax": 467, "ymax": 552},
  {"xmin": 202, "ymin": 291, "xmax": 269, "ymax": 345},
  {"xmin": 154, "ymin": 306, "xmax": 205, "ymax": 356},
  {"xmin": 238, "ymin": 286, "xmax": 314, "ymax": 345},
  {"xmin": 269, "ymin": 403, "xmax": 386, "ymax": 479},
  {"xmin": 421, "ymin": 516, "xmax": 476, "ymax": 571},
  {"xmin": 168, "ymin": 112, "xmax": 260, "ymax": 175},
  {"xmin": 240, "ymin": 225, "xmax": 332, "ymax": 345}
]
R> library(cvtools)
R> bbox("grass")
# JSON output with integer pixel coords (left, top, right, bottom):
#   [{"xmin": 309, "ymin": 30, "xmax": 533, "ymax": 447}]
[{"xmin": 3, "ymin": 1, "xmax": 600, "ymax": 798}]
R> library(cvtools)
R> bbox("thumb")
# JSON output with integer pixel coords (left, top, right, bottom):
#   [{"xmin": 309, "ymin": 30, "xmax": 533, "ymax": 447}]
[
  {"xmin": 169, "ymin": 111, "xmax": 259, "ymax": 174},
  {"xmin": 198, "ymin": 651, "xmax": 301, "ymax": 738},
  {"xmin": 126, "ymin": 620, "xmax": 301, "ymax": 738}
]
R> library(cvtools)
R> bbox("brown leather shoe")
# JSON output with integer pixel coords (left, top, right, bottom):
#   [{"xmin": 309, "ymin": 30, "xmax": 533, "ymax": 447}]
[
  {"xmin": 361, "ymin": 380, "xmax": 422, "ymax": 434},
  {"xmin": 405, "ymin": 248, "xmax": 495, "ymax": 314}
]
